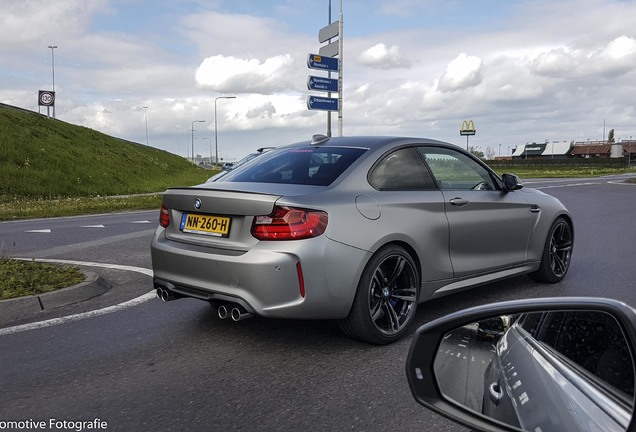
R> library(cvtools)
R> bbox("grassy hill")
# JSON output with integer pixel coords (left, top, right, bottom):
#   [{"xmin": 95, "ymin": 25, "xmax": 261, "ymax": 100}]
[{"xmin": 0, "ymin": 104, "xmax": 211, "ymax": 200}]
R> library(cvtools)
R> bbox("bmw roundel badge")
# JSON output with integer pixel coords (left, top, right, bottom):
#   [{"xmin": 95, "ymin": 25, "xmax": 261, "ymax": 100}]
[{"xmin": 194, "ymin": 198, "xmax": 202, "ymax": 210}]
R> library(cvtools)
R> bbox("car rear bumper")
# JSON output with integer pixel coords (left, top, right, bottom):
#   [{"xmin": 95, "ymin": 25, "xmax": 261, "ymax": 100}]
[{"xmin": 150, "ymin": 229, "xmax": 368, "ymax": 319}]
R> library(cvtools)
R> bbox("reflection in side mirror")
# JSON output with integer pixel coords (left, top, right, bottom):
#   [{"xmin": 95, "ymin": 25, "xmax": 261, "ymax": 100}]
[
  {"xmin": 406, "ymin": 298, "xmax": 636, "ymax": 432},
  {"xmin": 437, "ymin": 311, "xmax": 633, "ymax": 431}
]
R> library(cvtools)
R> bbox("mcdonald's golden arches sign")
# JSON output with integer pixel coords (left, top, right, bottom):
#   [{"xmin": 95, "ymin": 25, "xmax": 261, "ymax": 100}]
[{"xmin": 460, "ymin": 120, "xmax": 476, "ymax": 136}]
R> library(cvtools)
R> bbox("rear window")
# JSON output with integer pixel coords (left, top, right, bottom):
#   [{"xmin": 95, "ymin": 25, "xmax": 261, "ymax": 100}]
[{"xmin": 220, "ymin": 146, "xmax": 366, "ymax": 186}]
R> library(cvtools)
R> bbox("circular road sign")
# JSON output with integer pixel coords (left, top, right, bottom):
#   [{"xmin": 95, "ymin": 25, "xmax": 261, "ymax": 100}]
[{"xmin": 38, "ymin": 90, "xmax": 55, "ymax": 107}]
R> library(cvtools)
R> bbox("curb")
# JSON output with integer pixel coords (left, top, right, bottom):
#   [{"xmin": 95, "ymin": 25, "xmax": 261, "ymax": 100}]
[{"xmin": 0, "ymin": 271, "xmax": 111, "ymax": 322}]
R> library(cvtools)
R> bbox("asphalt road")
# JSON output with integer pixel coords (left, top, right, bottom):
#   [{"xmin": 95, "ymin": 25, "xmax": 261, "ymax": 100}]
[{"xmin": 1, "ymin": 175, "xmax": 635, "ymax": 432}]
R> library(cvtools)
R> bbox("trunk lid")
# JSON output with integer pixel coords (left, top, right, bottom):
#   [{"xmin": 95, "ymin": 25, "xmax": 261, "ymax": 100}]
[{"xmin": 161, "ymin": 183, "xmax": 324, "ymax": 251}]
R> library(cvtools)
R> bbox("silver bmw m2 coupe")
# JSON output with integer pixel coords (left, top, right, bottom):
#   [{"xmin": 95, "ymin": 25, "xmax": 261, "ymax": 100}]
[{"xmin": 151, "ymin": 135, "xmax": 573, "ymax": 344}]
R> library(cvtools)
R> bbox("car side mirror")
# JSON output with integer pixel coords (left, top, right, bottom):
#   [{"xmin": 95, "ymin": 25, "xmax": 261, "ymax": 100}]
[
  {"xmin": 502, "ymin": 174, "xmax": 523, "ymax": 192},
  {"xmin": 406, "ymin": 297, "xmax": 636, "ymax": 432}
]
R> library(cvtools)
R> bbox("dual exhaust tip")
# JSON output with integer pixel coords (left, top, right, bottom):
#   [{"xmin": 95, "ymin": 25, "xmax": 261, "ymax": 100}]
[
  {"xmin": 155, "ymin": 288, "xmax": 252, "ymax": 322},
  {"xmin": 218, "ymin": 304, "xmax": 252, "ymax": 322},
  {"xmin": 156, "ymin": 287, "xmax": 177, "ymax": 302}
]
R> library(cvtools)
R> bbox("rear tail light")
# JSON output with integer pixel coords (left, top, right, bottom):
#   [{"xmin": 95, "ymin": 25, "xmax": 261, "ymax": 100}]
[
  {"xmin": 252, "ymin": 206, "xmax": 328, "ymax": 240},
  {"xmin": 160, "ymin": 205, "xmax": 170, "ymax": 227}
]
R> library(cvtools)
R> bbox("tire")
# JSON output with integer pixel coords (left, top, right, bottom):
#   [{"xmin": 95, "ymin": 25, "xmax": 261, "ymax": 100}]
[
  {"xmin": 339, "ymin": 245, "xmax": 419, "ymax": 344},
  {"xmin": 529, "ymin": 217, "xmax": 573, "ymax": 283}
]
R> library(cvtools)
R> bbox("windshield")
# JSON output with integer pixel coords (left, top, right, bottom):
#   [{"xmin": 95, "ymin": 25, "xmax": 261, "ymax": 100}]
[{"xmin": 220, "ymin": 146, "xmax": 366, "ymax": 186}]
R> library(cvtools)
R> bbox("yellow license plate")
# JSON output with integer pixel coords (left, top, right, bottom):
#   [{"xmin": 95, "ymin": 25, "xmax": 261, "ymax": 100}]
[{"xmin": 180, "ymin": 213, "xmax": 231, "ymax": 237}]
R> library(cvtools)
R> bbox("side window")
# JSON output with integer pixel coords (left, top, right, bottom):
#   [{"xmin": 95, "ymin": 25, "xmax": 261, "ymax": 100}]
[
  {"xmin": 536, "ymin": 311, "xmax": 634, "ymax": 398},
  {"xmin": 368, "ymin": 147, "xmax": 436, "ymax": 190},
  {"xmin": 417, "ymin": 147, "xmax": 496, "ymax": 191}
]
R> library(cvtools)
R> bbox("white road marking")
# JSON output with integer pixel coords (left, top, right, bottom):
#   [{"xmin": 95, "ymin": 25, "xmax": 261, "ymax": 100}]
[
  {"xmin": 0, "ymin": 259, "xmax": 155, "ymax": 337},
  {"xmin": 535, "ymin": 182, "xmax": 597, "ymax": 189},
  {"xmin": 608, "ymin": 180, "xmax": 636, "ymax": 185},
  {"xmin": 20, "ymin": 219, "xmax": 154, "ymax": 234}
]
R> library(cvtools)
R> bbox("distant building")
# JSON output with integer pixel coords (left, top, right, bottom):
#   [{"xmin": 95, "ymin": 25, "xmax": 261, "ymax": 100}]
[
  {"xmin": 622, "ymin": 140, "xmax": 636, "ymax": 165},
  {"xmin": 570, "ymin": 140, "xmax": 612, "ymax": 158},
  {"xmin": 511, "ymin": 141, "xmax": 572, "ymax": 159},
  {"xmin": 510, "ymin": 139, "xmax": 636, "ymax": 161}
]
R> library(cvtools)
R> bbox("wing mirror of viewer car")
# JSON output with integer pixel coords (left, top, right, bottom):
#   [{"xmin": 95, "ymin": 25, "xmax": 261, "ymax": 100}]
[
  {"xmin": 502, "ymin": 173, "xmax": 523, "ymax": 192},
  {"xmin": 405, "ymin": 297, "xmax": 636, "ymax": 432}
]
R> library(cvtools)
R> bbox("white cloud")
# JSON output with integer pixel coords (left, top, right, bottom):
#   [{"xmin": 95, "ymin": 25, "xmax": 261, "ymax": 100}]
[
  {"xmin": 358, "ymin": 43, "xmax": 412, "ymax": 69},
  {"xmin": 195, "ymin": 54, "xmax": 295, "ymax": 94},
  {"xmin": 605, "ymin": 35, "xmax": 636, "ymax": 59},
  {"xmin": 532, "ymin": 35, "xmax": 636, "ymax": 79},
  {"xmin": 437, "ymin": 53, "xmax": 483, "ymax": 92}
]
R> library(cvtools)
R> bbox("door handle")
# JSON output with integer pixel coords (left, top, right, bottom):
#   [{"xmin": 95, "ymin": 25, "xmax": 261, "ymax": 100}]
[
  {"xmin": 450, "ymin": 198, "xmax": 469, "ymax": 207},
  {"xmin": 530, "ymin": 205, "xmax": 541, "ymax": 213}
]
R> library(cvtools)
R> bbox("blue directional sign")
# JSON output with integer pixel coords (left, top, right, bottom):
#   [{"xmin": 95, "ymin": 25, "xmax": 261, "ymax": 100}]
[
  {"xmin": 307, "ymin": 54, "xmax": 339, "ymax": 72},
  {"xmin": 307, "ymin": 76, "xmax": 339, "ymax": 93},
  {"xmin": 307, "ymin": 96, "xmax": 339, "ymax": 111}
]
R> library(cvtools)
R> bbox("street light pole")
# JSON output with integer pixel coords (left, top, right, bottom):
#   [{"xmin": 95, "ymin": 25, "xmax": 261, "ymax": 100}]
[
  {"xmin": 142, "ymin": 106, "xmax": 149, "ymax": 146},
  {"xmin": 191, "ymin": 120, "xmax": 205, "ymax": 163},
  {"xmin": 214, "ymin": 96, "xmax": 236, "ymax": 167},
  {"xmin": 48, "ymin": 45, "xmax": 57, "ymax": 118}
]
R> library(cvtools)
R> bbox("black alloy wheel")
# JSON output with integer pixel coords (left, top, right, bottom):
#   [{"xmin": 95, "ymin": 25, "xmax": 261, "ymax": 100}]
[
  {"xmin": 530, "ymin": 217, "xmax": 573, "ymax": 283},
  {"xmin": 340, "ymin": 245, "xmax": 419, "ymax": 344}
]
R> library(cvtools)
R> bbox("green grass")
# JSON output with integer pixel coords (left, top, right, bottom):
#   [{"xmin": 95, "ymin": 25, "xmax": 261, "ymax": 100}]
[
  {"xmin": 0, "ymin": 105, "xmax": 219, "ymax": 221},
  {"xmin": 0, "ymin": 194, "xmax": 163, "ymax": 221},
  {"xmin": 0, "ymin": 258, "xmax": 85, "ymax": 300},
  {"xmin": 0, "ymin": 106, "xmax": 213, "ymax": 200}
]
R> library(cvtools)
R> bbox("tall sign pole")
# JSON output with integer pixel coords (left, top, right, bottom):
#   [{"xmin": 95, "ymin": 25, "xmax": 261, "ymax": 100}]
[
  {"xmin": 327, "ymin": 1, "xmax": 332, "ymax": 137},
  {"xmin": 48, "ymin": 45, "xmax": 57, "ymax": 118},
  {"xmin": 307, "ymin": 0, "xmax": 343, "ymax": 136},
  {"xmin": 337, "ymin": 0, "xmax": 343, "ymax": 136}
]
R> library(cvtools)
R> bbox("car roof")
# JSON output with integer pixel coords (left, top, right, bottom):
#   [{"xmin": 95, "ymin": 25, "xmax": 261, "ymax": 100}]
[{"xmin": 286, "ymin": 135, "xmax": 454, "ymax": 152}]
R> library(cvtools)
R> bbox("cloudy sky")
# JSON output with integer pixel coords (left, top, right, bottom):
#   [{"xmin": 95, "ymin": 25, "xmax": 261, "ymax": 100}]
[{"xmin": 1, "ymin": 0, "xmax": 636, "ymax": 161}]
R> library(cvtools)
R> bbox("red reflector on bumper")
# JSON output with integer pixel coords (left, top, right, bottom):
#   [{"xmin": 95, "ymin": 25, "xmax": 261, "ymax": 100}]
[{"xmin": 296, "ymin": 262, "xmax": 306, "ymax": 298}]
